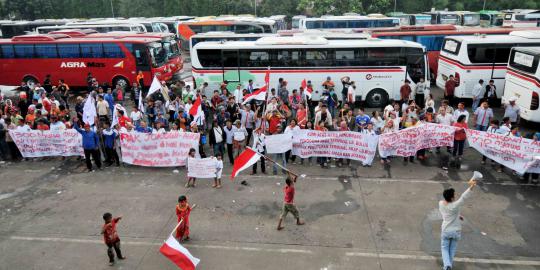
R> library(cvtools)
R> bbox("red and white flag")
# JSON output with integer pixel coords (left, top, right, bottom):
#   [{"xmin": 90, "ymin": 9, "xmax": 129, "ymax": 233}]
[
  {"xmin": 189, "ymin": 96, "xmax": 203, "ymax": 118},
  {"xmin": 160, "ymin": 234, "xmax": 200, "ymax": 270},
  {"xmin": 301, "ymin": 79, "xmax": 312, "ymax": 98},
  {"xmin": 231, "ymin": 148, "xmax": 262, "ymax": 179},
  {"xmin": 242, "ymin": 86, "xmax": 267, "ymax": 104}
]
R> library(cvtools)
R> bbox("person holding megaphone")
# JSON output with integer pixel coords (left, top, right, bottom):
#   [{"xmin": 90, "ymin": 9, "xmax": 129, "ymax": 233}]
[{"xmin": 438, "ymin": 171, "xmax": 482, "ymax": 270}]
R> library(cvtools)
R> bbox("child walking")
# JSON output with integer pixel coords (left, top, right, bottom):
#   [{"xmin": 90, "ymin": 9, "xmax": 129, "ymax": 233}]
[
  {"xmin": 176, "ymin": 195, "xmax": 192, "ymax": 241},
  {"xmin": 213, "ymin": 153, "xmax": 223, "ymax": 188},
  {"xmin": 101, "ymin": 213, "xmax": 126, "ymax": 266},
  {"xmin": 185, "ymin": 148, "xmax": 197, "ymax": 187}
]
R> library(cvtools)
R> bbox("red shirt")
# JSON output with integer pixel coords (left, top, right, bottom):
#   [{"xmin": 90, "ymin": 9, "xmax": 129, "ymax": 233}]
[
  {"xmin": 400, "ymin": 84, "xmax": 411, "ymax": 100},
  {"xmin": 284, "ymin": 185, "xmax": 295, "ymax": 204},
  {"xmin": 297, "ymin": 109, "xmax": 307, "ymax": 128},
  {"xmin": 268, "ymin": 116, "xmax": 282, "ymax": 134},
  {"xmin": 37, "ymin": 124, "xmax": 49, "ymax": 131},
  {"xmin": 453, "ymin": 122, "xmax": 467, "ymax": 141},
  {"xmin": 445, "ymin": 80, "xmax": 456, "ymax": 96},
  {"xmin": 118, "ymin": 115, "xmax": 131, "ymax": 128},
  {"xmin": 102, "ymin": 218, "xmax": 121, "ymax": 244}
]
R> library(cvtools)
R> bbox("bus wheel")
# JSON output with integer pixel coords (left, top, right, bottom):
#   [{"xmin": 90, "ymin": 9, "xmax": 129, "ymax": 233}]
[
  {"xmin": 23, "ymin": 75, "xmax": 38, "ymax": 88},
  {"xmin": 365, "ymin": 89, "xmax": 388, "ymax": 108},
  {"xmin": 113, "ymin": 76, "xmax": 129, "ymax": 90}
]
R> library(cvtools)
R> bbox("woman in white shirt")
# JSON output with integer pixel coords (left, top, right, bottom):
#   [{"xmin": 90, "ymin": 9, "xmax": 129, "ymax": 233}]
[
  {"xmin": 232, "ymin": 119, "xmax": 248, "ymax": 157},
  {"xmin": 284, "ymin": 119, "xmax": 300, "ymax": 164}
]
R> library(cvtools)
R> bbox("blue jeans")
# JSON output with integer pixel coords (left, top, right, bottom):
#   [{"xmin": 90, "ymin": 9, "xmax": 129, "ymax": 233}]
[
  {"xmin": 475, "ymin": 125, "xmax": 487, "ymax": 131},
  {"xmin": 472, "ymin": 98, "xmax": 481, "ymax": 111},
  {"xmin": 441, "ymin": 230, "xmax": 461, "ymax": 269},
  {"xmin": 272, "ymin": 153, "xmax": 287, "ymax": 174},
  {"xmin": 213, "ymin": 142, "xmax": 224, "ymax": 156}
]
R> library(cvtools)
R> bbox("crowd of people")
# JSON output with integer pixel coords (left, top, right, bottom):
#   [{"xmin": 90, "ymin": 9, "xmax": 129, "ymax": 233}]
[{"xmin": 0, "ymin": 73, "xmax": 538, "ymax": 183}]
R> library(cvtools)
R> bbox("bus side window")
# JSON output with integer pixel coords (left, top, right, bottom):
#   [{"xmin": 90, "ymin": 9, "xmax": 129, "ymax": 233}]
[
  {"xmin": 57, "ymin": 44, "xmax": 80, "ymax": 58},
  {"xmin": 1, "ymin": 45, "xmax": 15, "ymax": 58},
  {"xmin": 103, "ymin": 43, "xmax": 125, "ymax": 58},
  {"xmin": 14, "ymin": 44, "xmax": 35, "ymax": 58},
  {"xmin": 198, "ymin": 49, "xmax": 221, "ymax": 68},
  {"xmin": 35, "ymin": 44, "xmax": 58, "ymax": 58},
  {"xmin": 467, "ymin": 44, "xmax": 495, "ymax": 63},
  {"xmin": 81, "ymin": 43, "xmax": 104, "ymax": 58}
]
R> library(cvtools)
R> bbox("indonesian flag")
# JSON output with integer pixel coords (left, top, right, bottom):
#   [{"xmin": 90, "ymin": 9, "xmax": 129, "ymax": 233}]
[
  {"xmin": 242, "ymin": 67, "xmax": 270, "ymax": 105},
  {"xmin": 231, "ymin": 148, "xmax": 262, "ymax": 179},
  {"xmin": 147, "ymin": 76, "xmax": 161, "ymax": 97},
  {"xmin": 242, "ymin": 86, "xmax": 267, "ymax": 104},
  {"xmin": 160, "ymin": 234, "xmax": 200, "ymax": 270},
  {"xmin": 111, "ymin": 104, "xmax": 126, "ymax": 128},
  {"xmin": 189, "ymin": 96, "xmax": 203, "ymax": 118},
  {"xmin": 301, "ymin": 79, "xmax": 312, "ymax": 98}
]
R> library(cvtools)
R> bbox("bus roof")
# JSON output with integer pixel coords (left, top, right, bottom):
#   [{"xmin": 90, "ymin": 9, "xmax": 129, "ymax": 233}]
[
  {"xmin": 479, "ymin": 10, "xmax": 501, "ymax": 15},
  {"xmin": 445, "ymin": 31, "xmax": 540, "ymax": 43},
  {"xmin": 370, "ymin": 26, "xmax": 540, "ymax": 37},
  {"xmin": 1, "ymin": 34, "xmax": 162, "ymax": 44},
  {"xmin": 303, "ymin": 15, "xmax": 397, "ymax": 21},
  {"xmin": 48, "ymin": 29, "xmax": 99, "ymax": 37},
  {"xmin": 88, "ymin": 31, "xmax": 175, "ymax": 39},
  {"xmin": 191, "ymin": 32, "xmax": 276, "ymax": 38},
  {"xmin": 193, "ymin": 36, "xmax": 424, "ymax": 50}
]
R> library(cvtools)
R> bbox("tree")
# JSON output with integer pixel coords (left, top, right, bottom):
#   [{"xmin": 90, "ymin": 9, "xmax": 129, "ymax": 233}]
[{"xmin": 260, "ymin": 0, "xmax": 300, "ymax": 17}]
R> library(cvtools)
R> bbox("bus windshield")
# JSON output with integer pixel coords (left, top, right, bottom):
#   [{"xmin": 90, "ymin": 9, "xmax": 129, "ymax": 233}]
[
  {"xmin": 509, "ymin": 50, "xmax": 539, "ymax": 74},
  {"xmin": 163, "ymin": 39, "xmax": 180, "ymax": 58},
  {"xmin": 414, "ymin": 16, "xmax": 432, "ymax": 25},
  {"xmin": 148, "ymin": 42, "xmax": 167, "ymax": 68}
]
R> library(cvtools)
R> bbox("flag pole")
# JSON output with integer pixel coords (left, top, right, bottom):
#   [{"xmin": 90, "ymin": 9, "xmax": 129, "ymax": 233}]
[{"xmin": 247, "ymin": 146, "xmax": 299, "ymax": 178}]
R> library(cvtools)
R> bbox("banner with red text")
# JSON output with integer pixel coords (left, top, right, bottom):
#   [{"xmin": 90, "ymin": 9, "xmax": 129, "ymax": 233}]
[
  {"xmin": 378, "ymin": 123, "xmax": 456, "ymax": 157},
  {"xmin": 9, "ymin": 129, "xmax": 83, "ymax": 158},
  {"xmin": 119, "ymin": 132, "xmax": 200, "ymax": 167},
  {"xmin": 292, "ymin": 130, "xmax": 378, "ymax": 164},
  {"xmin": 466, "ymin": 129, "xmax": 540, "ymax": 174},
  {"xmin": 188, "ymin": 157, "xmax": 217, "ymax": 178}
]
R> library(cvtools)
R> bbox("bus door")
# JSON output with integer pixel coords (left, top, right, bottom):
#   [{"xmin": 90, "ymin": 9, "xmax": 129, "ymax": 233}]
[
  {"xmin": 221, "ymin": 50, "xmax": 240, "ymax": 88},
  {"xmin": 491, "ymin": 45, "xmax": 513, "ymax": 97}
]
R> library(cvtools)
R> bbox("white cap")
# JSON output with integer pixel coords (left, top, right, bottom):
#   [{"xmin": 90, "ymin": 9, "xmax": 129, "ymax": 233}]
[{"xmin": 509, "ymin": 96, "xmax": 518, "ymax": 102}]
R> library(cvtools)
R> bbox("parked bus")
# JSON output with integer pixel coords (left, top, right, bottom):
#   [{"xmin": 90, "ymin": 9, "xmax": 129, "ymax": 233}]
[
  {"xmin": 479, "ymin": 10, "xmax": 503, "ymax": 27},
  {"xmin": 126, "ymin": 19, "xmax": 169, "ymax": 33},
  {"xmin": 502, "ymin": 47, "xmax": 540, "ymax": 123},
  {"xmin": 191, "ymin": 36, "xmax": 427, "ymax": 107},
  {"xmin": 370, "ymin": 25, "xmax": 540, "ymax": 81},
  {"xmin": 86, "ymin": 31, "xmax": 183, "ymax": 74},
  {"xmin": 299, "ymin": 15, "xmax": 400, "ymax": 30},
  {"xmin": 0, "ymin": 34, "xmax": 175, "ymax": 89},
  {"xmin": 37, "ymin": 23, "xmax": 147, "ymax": 34},
  {"xmin": 423, "ymin": 11, "xmax": 459, "ymax": 25},
  {"xmin": 455, "ymin": 11, "xmax": 480, "ymax": 26},
  {"xmin": 503, "ymin": 10, "xmax": 540, "ymax": 27},
  {"xmin": 436, "ymin": 31, "xmax": 540, "ymax": 100},
  {"xmin": 292, "ymin": 15, "xmax": 307, "ymax": 29},
  {"xmin": 177, "ymin": 20, "xmax": 268, "ymax": 49},
  {"xmin": 1, "ymin": 20, "xmax": 73, "ymax": 38},
  {"xmin": 386, "ymin": 13, "xmax": 432, "ymax": 26}
]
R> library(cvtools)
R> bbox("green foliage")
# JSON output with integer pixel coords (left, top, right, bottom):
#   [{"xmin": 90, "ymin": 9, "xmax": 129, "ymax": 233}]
[{"xmin": 0, "ymin": 0, "xmax": 537, "ymax": 20}]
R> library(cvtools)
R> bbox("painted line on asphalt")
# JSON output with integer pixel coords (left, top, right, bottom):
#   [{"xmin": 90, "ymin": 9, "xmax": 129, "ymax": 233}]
[
  {"xmin": 346, "ymin": 252, "xmax": 540, "ymax": 266},
  {"xmin": 10, "ymin": 236, "xmax": 540, "ymax": 265}
]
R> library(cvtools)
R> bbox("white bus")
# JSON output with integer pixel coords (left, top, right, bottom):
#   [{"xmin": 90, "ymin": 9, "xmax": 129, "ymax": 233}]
[
  {"xmin": 436, "ymin": 31, "xmax": 540, "ymax": 99},
  {"xmin": 299, "ymin": 15, "xmax": 400, "ymax": 30},
  {"xmin": 502, "ymin": 47, "xmax": 540, "ymax": 123},
  {"xmin": 292, "ymin": 15, "xmax": 307, "ymax": 29},
  {"xmin": 37, "ymin": 23, "xmax": 147, "ymax": 34},
  {"xmin": 191, "ymin": 36, "xmax": 427, "ymax": 107},
  {"xmin": 503, "ymin": 10, "xmax": 540, "ymax": 27}
]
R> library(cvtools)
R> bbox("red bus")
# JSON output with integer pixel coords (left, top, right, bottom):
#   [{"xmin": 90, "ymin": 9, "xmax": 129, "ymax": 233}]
[
  {"xmin": 0, "ymin": 34, "xmax": 175, "ymax": 89},
  {"xmin": 49, "ymin": 30, "xmax": 183, "ymax": 76},
  {"xmin": 369, "ymin": 25, "xmax": 540, "ymax": 80}
]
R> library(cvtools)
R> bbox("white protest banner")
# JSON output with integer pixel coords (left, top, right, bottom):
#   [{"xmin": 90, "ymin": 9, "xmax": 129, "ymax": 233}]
[
  {"xmin": 265, "ymin": 133, "xmax": 293, "ymax": 154},
  {"xmin": 292, "ymin": 129, "xmax": 378, "ymax": 164},
  {"xmin": 378, "ymin": 123, "xmax": 455, "ymax": 157},
  {"xmin": 466, "ymin": 129, "xmax": 540, "ymax": 174},
  {"xmin": 119, "ymin": 131, "xmax": 199, "ymax": 167},
  {"xmin": 188, "ymin": 157, "xmax": 217, "ymax": 178},
  {"xmin": 9, "ymin": 129, "xmax": 83, "ymax": 158}
]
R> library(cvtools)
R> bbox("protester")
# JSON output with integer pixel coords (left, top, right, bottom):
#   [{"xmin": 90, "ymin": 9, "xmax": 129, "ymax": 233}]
[
  {"xmin": 439, "ymin": 178, "xmax": 476, "ymax": 270},
  {"xmin": 452, "ymin": 115, "xmax": 468, "ymax": 164},
  {"xmin": 277, "ymin": 172, "xmax": 304, "ymax": 231},
  {"xmin": 101, "ymin": 213, "xmax": 126, "ymax": 266},
  {"xmin": 473, "ymin": 101, "xmax": 493, "ymax": 131},
  {"xmin": 213, "ymin": 153, "xmax": 223, "ymax": 188},
  {"xmin": 73, "ymin": 118, "xmax": 101, "ymax": 172},
  {"xmin": 175, "ymin": 195, "xmax": 192, "ymax": 241}
]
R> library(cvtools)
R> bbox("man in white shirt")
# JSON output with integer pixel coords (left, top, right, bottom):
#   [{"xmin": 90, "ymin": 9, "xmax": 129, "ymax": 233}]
[
  {"xmin": 233, "ymin": 84, "xmax": 243, "ymax": 104},
  {"xmin": 251, "ymin": 127, "xmax": 266, "ymax": 175},
  {"xmin": 503, "ymin": 97, "xmax": 520, "ymax": 126},
  {"xmin": 49, "ymin": 116, "xmax": 66, "ymax": 131},
  {"xmin": 439, "ymin": 179, "xmax": 476, "ymax": 270},
  {"xmin": 436, "ymin": 108, "xmax": 453, "ymax": 153},
  {"xmin": 452, "ymin": 102, "xmax": 469, "ymax": 123},
  {"xmin": 471, "ymin": 79, "xmax": 484, "ymax": 111},
  {"xmin": 240, "ymin": 104, "xmax": 255, "ymax": 144},
  {"xmin": 96, "ymin": 95, "xmax": 110, "ymax": 123},
  {"xmin": 130, "ymin": 106, "xmax": 142, "ymax": 127},
  {"xmin": 473, "ymin": 101, "xmax": 493, "ymax": 131}
]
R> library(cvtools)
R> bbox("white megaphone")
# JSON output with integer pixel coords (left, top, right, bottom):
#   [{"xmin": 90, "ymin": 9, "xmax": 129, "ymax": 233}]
[{"xmin": 472, "ymin": 171, "xmax": 483, "ymax": 180}]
